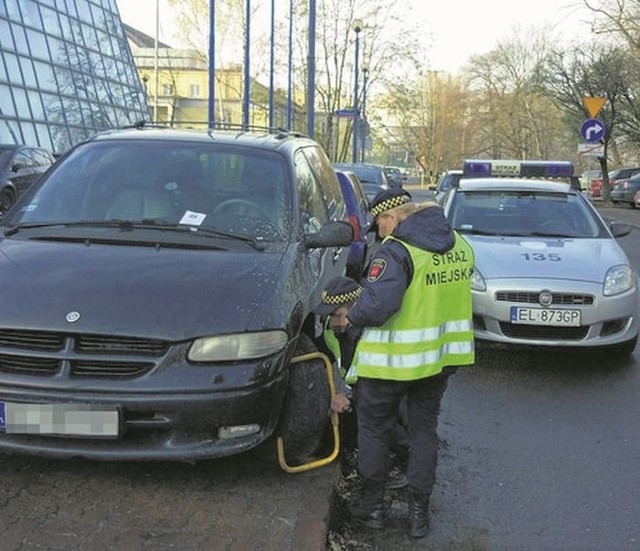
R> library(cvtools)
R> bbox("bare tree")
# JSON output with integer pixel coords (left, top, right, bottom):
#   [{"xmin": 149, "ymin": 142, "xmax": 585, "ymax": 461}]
[
  {"xmin": 463, "ymin": 26, "xmax": 569, "ymax": 161},
  {"xmin": 583, "ymin": 0, "xmax": 640, "ymax": 50},
  {"xmin": 382, "ymin": 71, "xmax": 471, "ymax": 179},
  {"xmin": 542, "ymin": 43, "xmax": 630, "ymax": 201}
]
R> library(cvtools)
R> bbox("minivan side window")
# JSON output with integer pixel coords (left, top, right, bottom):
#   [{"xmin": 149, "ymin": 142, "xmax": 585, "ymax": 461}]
[
  {"xmin": 300, "ymin": 146, "xmax": 343, "ymax": 221},
  {"xmin": 294, "ymin": 150, "xmax": 329, "ymax": 234}
]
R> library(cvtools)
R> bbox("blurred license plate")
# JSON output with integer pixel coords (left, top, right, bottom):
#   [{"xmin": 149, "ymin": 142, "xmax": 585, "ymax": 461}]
[
  {"xmin": 0, "ymin": 401, "xmax": 119, "ymax": 437},
  {"xmin": 510, "ymin": 307, "xmax": 581, "ymax": 326}
]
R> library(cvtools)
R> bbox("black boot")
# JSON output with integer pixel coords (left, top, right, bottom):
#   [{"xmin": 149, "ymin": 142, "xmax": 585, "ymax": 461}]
[
  {"xmin": 348, "ymin": 499, "xmax": 386, "ymax": 530},
  {"xmin": 408, "ymin": 495, "xmax": 430, "ymax": 538}
]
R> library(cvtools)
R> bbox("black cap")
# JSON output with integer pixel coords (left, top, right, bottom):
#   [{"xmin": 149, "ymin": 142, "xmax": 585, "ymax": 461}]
[
  {"xmin": 369, "ymin": 188, "xmax": 412, "ymax": 217},
  {"xmin": 313, "ymin": 276, "xmax": 362, "ymax": 316}
]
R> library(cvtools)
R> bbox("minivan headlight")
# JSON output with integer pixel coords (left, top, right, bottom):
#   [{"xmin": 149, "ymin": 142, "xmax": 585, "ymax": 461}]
[
  {"xmin": 603, "ymin": 264, "xmax": 635, "ymax": 296},
  {"xmin": 188, "ymin": 330, "xmax": 288, "ymax": 362}
]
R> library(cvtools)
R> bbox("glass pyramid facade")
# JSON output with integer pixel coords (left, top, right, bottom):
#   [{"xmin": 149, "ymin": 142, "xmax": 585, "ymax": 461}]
[{"xmin": 0, "ymin": 0, "xmax": 149, "ymax": 155}]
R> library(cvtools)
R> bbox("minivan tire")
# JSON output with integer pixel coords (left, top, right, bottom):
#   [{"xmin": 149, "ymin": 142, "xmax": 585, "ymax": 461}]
[{"xmin": 277, "ymin": 333, "xmax": 331, "ymax": 464}]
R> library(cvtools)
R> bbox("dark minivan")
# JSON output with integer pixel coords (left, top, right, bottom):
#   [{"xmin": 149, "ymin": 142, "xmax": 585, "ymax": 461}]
[{"xmin": 0, "ymin": 126, "xmax": 353, "ymax": 463}]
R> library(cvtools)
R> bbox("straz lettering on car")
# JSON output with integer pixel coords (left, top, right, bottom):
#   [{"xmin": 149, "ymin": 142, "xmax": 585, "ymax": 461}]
[
  {"xmin": 521, "ymin": 253, "xmax": 562, "ymax": 261},
  {"xmin": 426, "ymin": 250, "xmax": 472, "ymax": 286}
]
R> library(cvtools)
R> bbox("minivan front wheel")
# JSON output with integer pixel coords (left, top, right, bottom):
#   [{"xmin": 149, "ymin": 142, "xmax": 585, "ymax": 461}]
[{"xmin": 277, "ymin": 333, "xmax": 331, "ymax": 464}]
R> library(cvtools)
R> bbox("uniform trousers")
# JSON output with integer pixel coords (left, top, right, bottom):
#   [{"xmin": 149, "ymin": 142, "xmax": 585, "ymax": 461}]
[{"xmin": 355, "ymin": 371, "xmax": 451, "ymax": 506}]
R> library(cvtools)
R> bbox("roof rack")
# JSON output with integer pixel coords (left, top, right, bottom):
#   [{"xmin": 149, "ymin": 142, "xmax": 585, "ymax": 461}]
[{"xmin": 120, "ymin": 120, "xmax": 307, "ymax": 139}]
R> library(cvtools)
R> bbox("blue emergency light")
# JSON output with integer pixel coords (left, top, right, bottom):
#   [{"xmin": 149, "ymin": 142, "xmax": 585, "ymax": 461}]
[{"xmin": 462, "ymin": 160, "xmax": 574, "ymax": 179}]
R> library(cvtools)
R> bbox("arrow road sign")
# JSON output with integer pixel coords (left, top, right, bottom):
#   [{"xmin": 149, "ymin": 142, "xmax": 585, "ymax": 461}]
[{"xmin": 580, "ymin": 118, "xmax": 605, "ymax": 142}]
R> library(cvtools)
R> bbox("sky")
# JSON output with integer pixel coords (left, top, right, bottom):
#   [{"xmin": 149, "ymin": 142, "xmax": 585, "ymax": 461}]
[{"xmin": 116, "ymin": 0, "xmax": 594, "ymax": 73}]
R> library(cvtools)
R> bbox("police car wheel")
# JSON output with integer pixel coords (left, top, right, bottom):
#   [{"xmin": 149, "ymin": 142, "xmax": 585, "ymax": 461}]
[{"xmin": 277, "ymin": 333, "xmax": 331, "ymax": 463}]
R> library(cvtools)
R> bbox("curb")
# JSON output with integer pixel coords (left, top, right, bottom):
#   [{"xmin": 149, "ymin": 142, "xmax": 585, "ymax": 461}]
[{"xmin": 293, "ymin": 462, "xmax": 341, "ymax": 551}]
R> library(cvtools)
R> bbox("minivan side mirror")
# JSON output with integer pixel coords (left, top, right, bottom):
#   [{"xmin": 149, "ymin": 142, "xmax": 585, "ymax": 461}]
[{"xmin": 304, "ymin": 220, "xmax": 354, "ymax": 248}]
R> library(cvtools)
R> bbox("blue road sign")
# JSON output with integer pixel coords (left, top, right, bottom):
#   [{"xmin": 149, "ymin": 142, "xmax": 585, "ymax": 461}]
[
  {"xmin": 580, "ymin": 118, "xmax": 605, "ymax": 142},
  {"xmin": 334, "ymin": 108, "xmax": 358, "ymax": 118}
]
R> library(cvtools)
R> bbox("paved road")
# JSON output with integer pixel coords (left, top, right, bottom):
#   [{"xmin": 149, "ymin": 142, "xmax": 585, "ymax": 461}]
[
  {"xmin": 329, "ymin": 197, "xmax": 640, "ymax": 550},
  {"xmin": 0, "ymin": 447, "xmax": 338, "ymax": 550}
]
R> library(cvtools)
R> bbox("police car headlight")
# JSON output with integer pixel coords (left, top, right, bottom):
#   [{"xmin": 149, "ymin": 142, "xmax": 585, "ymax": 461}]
[
  {"xmin": 603, "ymin": 265, "xmax": 635, "ymax": 296},
  {"xmin": 470, "ymin": 267, "xmax": 486, "ymax": 291},
  {"xmin": 188, "ymin": 330, "xmax": 288, "ymax": 362}
]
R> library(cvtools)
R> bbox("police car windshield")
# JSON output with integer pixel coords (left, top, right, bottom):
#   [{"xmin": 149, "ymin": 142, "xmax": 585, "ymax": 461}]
[{"xmin": 450, "ymin": 191, "xmax": 608, "ymax": 238}]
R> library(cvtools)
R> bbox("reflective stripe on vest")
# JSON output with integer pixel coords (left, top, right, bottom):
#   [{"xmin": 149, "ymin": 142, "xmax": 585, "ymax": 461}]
[
  {"xmin": 323, "ymin": 320, "xmax": 346, "ymax": 378},
  {"xmin": 350, "ymin": 232, "xmax": 475, "ymax": 382}
]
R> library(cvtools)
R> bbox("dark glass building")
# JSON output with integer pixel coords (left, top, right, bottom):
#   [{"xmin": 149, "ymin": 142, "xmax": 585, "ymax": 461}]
[{"xmin": 0, "ymin": 0, "xmax": 149, "ymax": 155}]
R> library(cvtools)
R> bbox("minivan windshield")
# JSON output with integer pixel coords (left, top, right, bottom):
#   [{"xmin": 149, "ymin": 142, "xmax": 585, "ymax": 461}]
[{"xmin": 5, "ymin": 140, "xmax": 291, "ymax": 242}]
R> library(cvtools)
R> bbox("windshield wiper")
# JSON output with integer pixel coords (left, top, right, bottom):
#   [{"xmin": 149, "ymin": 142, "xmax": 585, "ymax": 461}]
[
  {"xmin": 528, "ymin": 231, "xmax": 574, "ymax": 238},
  {"xmin": 110, "ymin": 219, "xmax": 267, "ymax": 250},
  {"xmin": 4, "ymin": 219, "xmax": 266, "ymax": 250},
  {"xmin": 187, "ymin": 225, "xmax": 266, "ymax": 250},
  {"xmin": 456, "ymin": 228, "xmax": 499, "ymax": 236},
  {"xmin": 4, "ymin": 220, "xmax": 133, "ymax": 236}
]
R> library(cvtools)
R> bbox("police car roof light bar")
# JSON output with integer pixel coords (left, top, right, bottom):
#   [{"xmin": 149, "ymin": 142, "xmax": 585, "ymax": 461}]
[{"xmin": 462, "ymin": 160, "xmax": 574, "ymax": 179}]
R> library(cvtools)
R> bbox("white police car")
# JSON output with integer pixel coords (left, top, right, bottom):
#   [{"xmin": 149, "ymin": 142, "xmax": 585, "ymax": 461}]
[{"xmin": 441, "ymin": 159, "xmax": 640, "ymax": 356}]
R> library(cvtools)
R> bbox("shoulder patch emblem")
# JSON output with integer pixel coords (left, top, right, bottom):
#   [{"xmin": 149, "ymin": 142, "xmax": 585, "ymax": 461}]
[{"xmin": 367, "ymin": 259, "xmax": 387, "ymax": 282}]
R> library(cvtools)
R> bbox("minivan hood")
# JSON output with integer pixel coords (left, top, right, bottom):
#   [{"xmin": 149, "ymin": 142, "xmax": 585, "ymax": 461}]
[{"xmin": 0, "ymin": 239, "xmax": 288, "ymax": 340}]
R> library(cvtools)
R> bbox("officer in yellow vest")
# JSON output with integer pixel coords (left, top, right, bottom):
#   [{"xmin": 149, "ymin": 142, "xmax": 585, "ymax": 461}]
[
  {"xmin": 344, "ymin": 188, "xmax": 475, "ymax": 538},
  {"xmin": 314, "ymin": 276, "xmax": 410, "ymax": 486},
  {"xmin": 313, "ymin": 276, "xmax": 363, "ymax": 415}
]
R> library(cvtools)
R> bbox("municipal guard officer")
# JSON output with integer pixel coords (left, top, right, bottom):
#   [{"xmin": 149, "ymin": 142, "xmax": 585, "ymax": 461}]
[
  {"xmin": 344, "ymin": 188, "xmax": 475, "ymax": 538},
  {"xmin": 314, "ymin": 276, "xmax": 409, "ymax": 487},
  {"xmin": 313, "ymin": 276, "xmax": 363, "ymax": 416}
]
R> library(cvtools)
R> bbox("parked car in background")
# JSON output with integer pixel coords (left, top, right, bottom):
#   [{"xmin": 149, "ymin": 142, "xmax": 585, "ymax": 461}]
[
  {"xmin": 592, "ymin": 167, "xmax": 640, "ymax": 198},
  {"xmin": 611, "ymin": 172, "xmax": 640, "ymax": 207},
  {"xmin": 442, "ymin": 159, "xmax": 639, "ymax": 357},
  {"xmin": 433, "ymin": 169, "xmax": 463, "ymax": 204},
  {"xmin": 333, "ymin": 162, "xmax": 393, "ymax": 191},
  {"xmin": 580, "ymin": 169, "xmax": 601, "ymax": 191},
  {"xmin": 0, "ymin": 144, "xmax": 56, "ymax": 213},
  {"xmin": 361, "ymin": 181, "xmax": 387, "ymax": 203},
  {"xmin": 0, "ymin": 124, "xmax": 354, "ymax": 463},
  {"xmin": 383, "ymin": 165, "xmax": 406, "ymax": 187},
  {"xmin": 635, "ymin": 190, "xmax": 640, "ymax": 208},
  {"xmin": 334, "ymin": 169, "xmax": 373, "ymax": 278}
]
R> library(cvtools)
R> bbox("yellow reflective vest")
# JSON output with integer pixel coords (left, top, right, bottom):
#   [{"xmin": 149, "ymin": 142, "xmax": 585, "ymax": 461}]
[
  {"xmin": 348, "ymin": 232, "xmax": 475, "ymax": 382},
  {"xmin": 322, "ymin": 320, "xmax": 346, "ymax": 377}
]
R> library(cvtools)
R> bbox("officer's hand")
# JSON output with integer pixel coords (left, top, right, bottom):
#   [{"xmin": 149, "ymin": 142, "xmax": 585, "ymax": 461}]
[{"xmin": 331, "ymin": 393, "xmax": 352, "ymax": 414}]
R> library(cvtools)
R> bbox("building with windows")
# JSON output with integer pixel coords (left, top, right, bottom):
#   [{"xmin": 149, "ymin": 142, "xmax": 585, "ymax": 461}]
[
  {"xmin": 125, "ymin": 24, "xmax": 304, "ymax": 131},
  {"xmin": 0, "ymin": 0, "xmax": 148, "ymax": 155}
]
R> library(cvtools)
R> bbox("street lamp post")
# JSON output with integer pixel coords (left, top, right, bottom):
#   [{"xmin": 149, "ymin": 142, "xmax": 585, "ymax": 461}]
[
  {"xmin": 208, "ymin": 0, "xmax": 215, "ymax": 128},
  {"xmin": 351, "ymin": 19, "xmax": 363, "ymax": 163},
  {"xmin": 242, "ymin": 0, "xmax": 251, "ymax": 130},
  {"xmin": 360, "ymin": 63, "xmax": 369, "ymax": 162}
]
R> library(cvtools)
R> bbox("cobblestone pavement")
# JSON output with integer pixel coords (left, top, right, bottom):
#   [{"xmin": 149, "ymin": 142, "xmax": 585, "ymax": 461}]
[{"xmin": 0, "ymin": 449, "xmax": 339, "ymax": 551}]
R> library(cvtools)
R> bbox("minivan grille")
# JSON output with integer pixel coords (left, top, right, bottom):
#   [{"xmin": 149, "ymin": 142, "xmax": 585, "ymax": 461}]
[
  {"xmin": 0, "ymin": 329, "xmax": 64, "ymax": 350},
  {"xmin": 0, "ymin": 329, "xmax": 169, "ymax": 379}
]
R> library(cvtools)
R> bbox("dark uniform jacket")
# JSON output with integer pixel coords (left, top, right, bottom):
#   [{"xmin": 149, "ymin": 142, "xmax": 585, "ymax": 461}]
[{"xmin": 348, "ymin": 205, "xmax": 456, "ymax": 327}]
